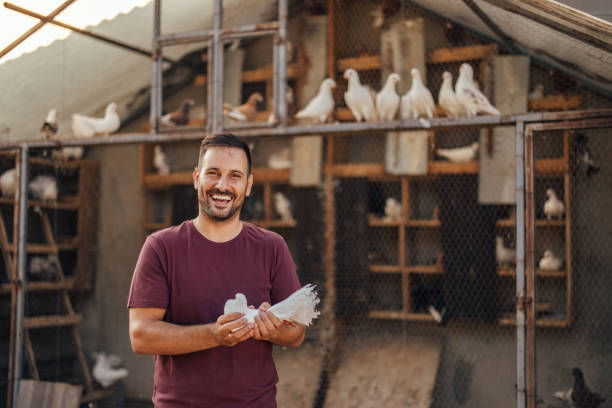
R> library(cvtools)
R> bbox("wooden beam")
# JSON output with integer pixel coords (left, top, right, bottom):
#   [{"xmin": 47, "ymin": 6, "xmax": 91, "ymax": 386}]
[
  {"xmin": 336, "ymin": 54, "xmax": 380, "ymax": 72},
  {"xmin": 241, "ymin": 64, "xmax": 298, "ymax": 83},
  {"xmin": 529, "ymin": 94, "xmax": 582, "ymax": 111},
  {"xmin": 428, "ymin": 44, "xmax": 499, "ymax": 64}
]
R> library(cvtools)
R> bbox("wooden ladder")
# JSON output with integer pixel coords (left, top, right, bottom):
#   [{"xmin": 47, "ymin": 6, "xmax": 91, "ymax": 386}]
[{"xmin": 0, "ymin": 208, "xmax": 102, "ymax": 406}]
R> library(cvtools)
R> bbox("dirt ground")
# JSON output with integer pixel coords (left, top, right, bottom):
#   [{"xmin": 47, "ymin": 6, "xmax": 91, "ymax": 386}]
[{"xmin": 274, "ymin": 341, "xmax": 325, "ymax": 408}]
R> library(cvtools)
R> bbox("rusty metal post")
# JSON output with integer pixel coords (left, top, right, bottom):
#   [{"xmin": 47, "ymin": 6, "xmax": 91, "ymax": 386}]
[
  {"xmin": 11, "ymin": 144, "xmax": 29, "ymax": 408},
  {"xmin": 150, "ymin": 0, "xmax": 162, "ymax": 133},
  {"xmin": 515, "ymin": 121, "xmax": 526, "ymax": 408},
  {"xmin": 524, "ymin": 125, "xmax": 537, "ymax": 408}
]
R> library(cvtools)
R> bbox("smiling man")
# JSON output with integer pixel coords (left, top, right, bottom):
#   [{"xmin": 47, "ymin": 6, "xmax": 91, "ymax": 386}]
[{"xmin": 128, "ymin": 134, "xmax": 305, "ymax": 407}]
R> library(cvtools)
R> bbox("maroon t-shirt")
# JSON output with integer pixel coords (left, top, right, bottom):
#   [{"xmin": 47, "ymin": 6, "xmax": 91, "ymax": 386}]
[{"xmin": 127, "ymin": 220, "xmax": 301, "ymax": 408}]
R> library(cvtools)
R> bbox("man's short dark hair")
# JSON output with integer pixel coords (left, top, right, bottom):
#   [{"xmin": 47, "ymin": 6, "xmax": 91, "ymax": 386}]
[{"xmin": 198, "ymin": 134, "xmax": 252, "ymax": 175}]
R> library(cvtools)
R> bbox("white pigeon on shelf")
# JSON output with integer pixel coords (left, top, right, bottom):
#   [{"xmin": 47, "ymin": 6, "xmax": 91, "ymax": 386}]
[
  {"xmin": 224, "ymin": 284, "xmax": 320, "ymax": 327},
  {"xmin": 400, "ymin": 68, "xmax": 435, "ymax": 121},
  {"xmin": 92, "ymin": 352, "xmax": 128, "ymax": 388},
  {"xmin": 343, "ymin": 68, "xmax": 378, "ymax": 122},
  {"xmin": 538, "ymin": 250, "xmax": 563, "ymax": 271},
  {"xmin": 376, "ymin": 73, "xmax": 401, "ymax": 122},
  {"xmin": 438, "ymin": 71, "xmax": 466, "ymax": 118},
  {"xmin": 455, "ymin": 63, "xmax": 500, "ymax": 116},
  {"xmin": 40, "ymin": 109, "xmax": 58, "ymax": 140},
  {"xmin": 295, "ymin": 78, "xmax": 336, "ymax": 123},
  {"xmin": 553, "ymin": 387, "xmax": 573, "ymax": 406},
  {"xmin": 543, "ymin": 188, "xmax": 564, "ymax": 221},
  {"xmin": 496, "ymin": 236, "xmax": 516, "ymax": 266},
  {"xmin": 383, "ymin": 197, "xmax": 402, "ymax": 222},
  {"xmin": 29, "ymin": 255, "xmax": 58, "ymax": 281},
  {"xmin": 268, "ymin": 147, "xmax": 292, "ymax": 169},
  {"xmin": 72, "ymin": 102, "xmax": 120, "ymax": 138},
  {"xmin": 153, "ymin": 145, "xmax": 170, "ymax": 175},
  {"xmin": 52, "ymin": 146, "xmax": 85, "ymax": 161},
  {"xmin": 436, "ymin": 142, "xmax": 479, "ymax": 163},
  {"xmin": 273, "ymin": 192, "xmax": 294, "ymax": 222},
  {"xmin": 0, "ymin": 168, "xmax": 17, "ymax": 198},
  {"xmin": 28, "ymin": 175, "xmax": 57, "ymax": 201}
]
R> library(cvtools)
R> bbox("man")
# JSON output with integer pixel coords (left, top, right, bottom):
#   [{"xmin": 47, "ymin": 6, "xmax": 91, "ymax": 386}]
[{"xmin": 128, "ymin": 134, "xmax": 306, "ymax": 407}]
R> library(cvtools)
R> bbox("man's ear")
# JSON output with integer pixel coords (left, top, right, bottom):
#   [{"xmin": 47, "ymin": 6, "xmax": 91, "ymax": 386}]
[
  {"xmin": 246, "ymin": 173, "xmax": 254, "ymax": 197},
  {"xmin": 193, "ymin": 167, "xmax": 200, "ymax": 190}
]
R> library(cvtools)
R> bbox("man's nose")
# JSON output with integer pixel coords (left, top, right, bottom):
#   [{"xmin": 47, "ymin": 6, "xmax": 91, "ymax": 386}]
[{"xmin": 215, "ymin": 174, "xmax": 230, "ymax": 190}]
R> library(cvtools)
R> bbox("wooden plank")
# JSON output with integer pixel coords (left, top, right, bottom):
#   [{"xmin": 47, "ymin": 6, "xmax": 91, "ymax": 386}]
[
  {"xmin": 252, "ymin": 168, "xmax": 290, "ymax": 183},
  {"xmin": 529, "ymin": 94, "xmax": 582, "ymax": 111},
  {"xmin": 241, "ymin": 63, "xmax": 298, "ymax": 83},
  {"xmin": 369, "ymin": 311, "xmax": 436, "ymax": 322},
  {"xmin": 0, "ymin": 197, "xmax": 80, "ymax": 210},
  {"xmin": 193, "ymin": 74, "xmax": 207, "ymax": 86},
  {"xmin": 406, "ymin": 264, "xmax": 443, "ymax": 274},
  {"xmin": 24, "ymin": 332, "xmax": 39, "ymax": 380},
  {"xmin": 564, "ymin": 170, "xmax": 572, "ymax": 326},
  {"xmin": 498, "ymin": 267, "xmax": 566, "ymax": 278},
  {"xmin": 332, "ymin": 163, "xmax": 386, "ymax": 178},
  {"xmin": 499, "ymin": 315, "xmax": 568, "ymax": 328},
  {"xmin": 0, "ymin": 279, "xmax": 76, "ymax": 294},
  {"xmin": 336, "ymin": 54, "xmax": 380, "ymax": 72},
  {"xmin": 368, "ymin": 215, "xmax": 402, "ymax": 226},
  {"xmin": 17, "ymin": 380, "xmax": 82, "ymax": 408},
  {"xmin": 406, "ymin": 219, "xmax": 441, "ymax": 227},
  {"xmin": 369, "ymin": 265, "xmax": 401, "ymax": 273},
  {"xmin": 75, "ymin": 160, "xmax": 98, "ymax": 291},
  {"xmin": 429, "ymin": 161, "xmax": 478, "ymax": 174},
  {"xmin": 497, "ymin": 219, "xmax": 565, "ymax": 227},
  {"xmin": 428, "ymin": 44, "xmax": 499, "ymax": 64},
  {"xmin": 7, "ymin": 241, "xmax": 79, "ymax": 253},
  {"xmin": 24, "ymin": 314, "xmax": 82, "ymax": 329}
]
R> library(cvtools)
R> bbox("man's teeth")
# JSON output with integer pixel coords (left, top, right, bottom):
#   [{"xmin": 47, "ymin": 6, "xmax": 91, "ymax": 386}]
[{"xmin": 212, "ymin": 194, "xmax": 232, "ymax": 201}]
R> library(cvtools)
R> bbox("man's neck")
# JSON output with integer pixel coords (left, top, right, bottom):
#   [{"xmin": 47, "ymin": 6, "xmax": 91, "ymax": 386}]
[{"xmin": 193, "ymin": 213, "xmax": 243, "ymax": 243}]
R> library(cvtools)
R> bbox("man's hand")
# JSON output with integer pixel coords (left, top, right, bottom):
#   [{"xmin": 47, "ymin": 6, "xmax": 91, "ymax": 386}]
[
  {"xmin": 252, "ymin": 302, "xmax": 286, "ymax": 342},
  {"xmin": 212, "ymin": 312, "xmax": 254, "ymax": 347}
]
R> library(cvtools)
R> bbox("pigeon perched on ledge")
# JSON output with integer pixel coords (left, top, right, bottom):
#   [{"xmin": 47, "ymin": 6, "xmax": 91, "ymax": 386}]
[
  {"xmin": 161, "ymin": 98, "xmax": 195, "ymax": 127},
  {"xmin": 543, "ymin": 188, "xmax": 564, "ymax": 221},
  {"xmin": 72, "ymin": 102, "xmax": 120, "ymax": 138},
  {"xmin": 538, "ymin": 250, "xmax": 562, "ymax": 271},
  {"xmin": 571, "ymin": 367, "xmax": 605, "ymax": 408},
  {"xmin": 438, "ymin": 71, "xmax": 466, "ymax": 118},
  {"xmin": 0, "ymin": 169, "xmax": 16, "ymax": 198},
  {"xmin": 376, "ymin": 73, "xmax": 400, "ymax": 122},
  {"xmin": 28, "ymin": 175, "xmax": 57, "ymax": 202},
  {"xmin": 455, "ymin": 63, "xmax": 500, "ymax": 116},
  {"xmin": 401, "ymin": 68, "xmax": 435, "ymax": 120},
  {"xmin": 344, "ymin": 68, "xmax": 377, "ymax": 122},
  {"xmin": 40, "ymin": 109, "xmax": 58, "ymax": 140},
  {"xmin": 295, "ymin": 78, "xmax": 336, "ymax": 124},
  {"xmin": 225, "ymin": 93, "xmax": 263, "ymax": 122},
  {"xmin": 436, "ymin": 142, "xmax": 479, "ymax": 163}
]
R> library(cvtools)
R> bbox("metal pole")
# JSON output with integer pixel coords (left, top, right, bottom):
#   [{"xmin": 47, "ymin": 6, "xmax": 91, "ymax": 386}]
[
  {"xmin": 277, "ymin": 0, "xmax": 288, "ymax": 126},
  {"xmin": 3, "ymin": 2, "xmax": 175, "ymax": 64},
  {"xmin": 150, "ymin": 0, "xmax": 162, "ymax": 133},
  {"xmin": 515, "ymin": 121, "xmax": 526, "ymax": 408},
  {"xmin": 0, "ymin": 0, "xmax": 77, "ymax": 60},
  {"xmin": 207, "ymin": 40, "xmax": 214, "ymax": 135},
  {"xmin": 524, "ymin": 125, "xmax": 537, "ymax": 408},
  {"xmin": 212, "ymin": 0, "xmax": 223, "ymax": 133},
  {"xmin": 11, "ymin": 144, "xmax": 29, "ymax": 408}
]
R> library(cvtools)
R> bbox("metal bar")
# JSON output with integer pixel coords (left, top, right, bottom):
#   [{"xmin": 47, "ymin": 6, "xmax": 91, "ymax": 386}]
[
  {"xmin": 272, "ymin": 31, "xmax": 279, "ymax": 125},
  {"xmin": 206, "ymin": 39, "xmax": 214, "ymax": 135},
  {"xmin": 157, "ymin": 22, "xmax": 279, "ymax": 46},
  {"xmin": 525, "ymin": 116, "xmax": 612, "ymax": 131},
  {"xmin": 524, "ymin": 125, "xmax": 537, "ymax": 408},
  {"xmin": 515, "ymin": 120, "xmax": 526, "ymax": 408},
  {"xmin": 1, "ymin": 109, "xmax": 611, "ymax": 149},
  {"xmin": 222, "ymin": 29, "xmax": 277, "ymax": 40},
  {"xmin": 0, "ymin": 0, "xmax": 77, "ymax": 60},
  {"xmin": 4, "ymin": 2, "xmax": 175, "ymax": 64},
  {"xmin": 150, "ymin": 0, "xmax": 162, "ymax": 133},
  {"xmin": 212, "ymin": 0, "xmax": 223, "ymax": 133},
  {"xmin": 277, "ymin": 0, "xmax": 288, "ymax": 126},
  {"xmin": 461, "ymin": 0, "xmax": 522, "ymax": 53},
  {"xmin": 11, "ymin": 144, "xmax": 29, "ymax": 408}
]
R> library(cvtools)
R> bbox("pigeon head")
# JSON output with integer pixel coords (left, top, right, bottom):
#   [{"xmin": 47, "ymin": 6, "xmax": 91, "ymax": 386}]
[
  {"xmin": 442, "ymin": 71, "xmax": 452, "ymax": 82},
  {"xmin": 471, "ymin": 142, "xmax": 479, "ymax": 151},
  {"xmin": 321, "ymin": 78, "xmax": 337, "ymax": 90},
  {"xmin": 388, "ymin": 73, "xmax": 401, "ymax": 84},
  {"xmin": 571, "ymin": 367, "xmax": 584, "ymax": 383},
  {"xmin": 154, "ymin": 145, "xmax": 162, "ymax": 154},
  {"xmin": 46, "ymin": 109, "xmax": 57, "ymax": 123},
  {"xmin": 410, "ymin": 68, "xmax": 421, "ymax": 78},
  {"xmin": 546, "ymin": 188, "xmax": 556, "ymax": 198},
  {"xmin": 248, "ymin": 93, "xmax": 264, "ymax": 104},
  {"xmin": 106, "ymin": 102, "xmax": 118, "ymax": 114},
  {"xmin": 459, "ymin": 63, "xmax": 474, "ymax": 79},
  {"xmin": 543, "ymin": 249, "xmax": 553, "ymax": 258},
  {"xmin": 343, "ymin": 68, "xmax": 357, "ymax": 80}
]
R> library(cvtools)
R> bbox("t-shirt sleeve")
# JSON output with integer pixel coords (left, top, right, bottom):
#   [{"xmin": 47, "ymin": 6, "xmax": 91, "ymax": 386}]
[
  {"xmin": 269, "ymin": 235, "xmax": 301, "ymax": 305},
  {"xmin": 127, "ymin": 235, "xmax": 169, "ymax": 309}
]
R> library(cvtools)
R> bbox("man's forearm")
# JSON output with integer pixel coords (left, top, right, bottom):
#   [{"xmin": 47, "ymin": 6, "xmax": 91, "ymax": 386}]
[{"xmin": 131, "ymin": 320, "xmax": 219, "ymax": 355}]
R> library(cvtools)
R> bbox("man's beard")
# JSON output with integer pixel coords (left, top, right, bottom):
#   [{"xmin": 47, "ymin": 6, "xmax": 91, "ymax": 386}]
[{"xmin": 199, "ymin": 187, "xmax": 246, "ymax": 221}]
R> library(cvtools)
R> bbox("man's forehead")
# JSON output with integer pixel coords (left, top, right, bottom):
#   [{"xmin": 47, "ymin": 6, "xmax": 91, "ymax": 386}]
[{"xmin": 202, "ymin": 146, "xmax": 248, "ymax": 170}]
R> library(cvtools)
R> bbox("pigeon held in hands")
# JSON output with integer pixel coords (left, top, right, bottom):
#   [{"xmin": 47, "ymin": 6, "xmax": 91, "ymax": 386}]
[{"xmin": 224, "ymin": 284, "xmax": 320, "ymax": 327}]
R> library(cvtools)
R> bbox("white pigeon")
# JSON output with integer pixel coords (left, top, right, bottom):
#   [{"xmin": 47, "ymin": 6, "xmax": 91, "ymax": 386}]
[
  {"xmin": 343, "ymin": 68, "xmax": 377, "ymax": 122},
  {"xmin": 295, "ymin": 78, "xmax": 336, "ymax": 123},
  {"xmin": 543, "ymin": 188, "xmax": 564, "ymax": 221},
  {"xmin": 438, "ymin": 71, "xmax": 466, "ymax": 118},
  {"xmin": 273, "ymin": 192, "xmax": 294, "ymax": 222},
  {"xmin": 92, "ymin": 352, "xmax": 128, "ymax": 388},
  {"xmin": 153, "ymin": 145, "xmax": 170, "ymax": 175},
  {"xmin": 40, "ymin": 109, "xmax": 58, "ymax": 140},
  {"xmin": 0, "ymin": 168, "xmax": 17, "ymax": 198},
  {"xmin": 376, "ymin": 73, "xmax": 401, "ymax": 122},
  {"xmin": 436, "ymin": 142, "xmax": 479, "ymax": 162},
  {"xmin": 383, "ymin": 197, "xmax": 402, "ymax": 221},
  {"xmin": 72, "ymin": 102, "xmax": 120, "ymax": 138},
  {"xmin": 268, "ymin": 147, "xmax": 292, "ymax": 169},
  {"xmin": 52, "ymin": 147, "xmax": 85, "ymax": 161},
  {"xmin": 496, "ymin": 236, "xmax": 516, "ymax": 266},
  {"xmin": 553, "ymin": 387, "xmax": 573, "ymax": 405},
  {"xmin": 29, "ymin": 255, "xmax": 58, "ymax": 281},
  {"xmin": 400, "ymin": 68, "xmax": 435, "ymax": 120},
  {"xmin": 538, "ymin": 250, "xmax": 562, "ymax": 271},
  {"xmin": 455, "ymin": 63, "xmax": 500, "ymax": 116},
  {"xmin": 28, "ymin": 175, "xmax": 57, "ymax": 201},
  {"xmin": 224, "ymin": 284, "xmax": 320, "ymax": 327}
]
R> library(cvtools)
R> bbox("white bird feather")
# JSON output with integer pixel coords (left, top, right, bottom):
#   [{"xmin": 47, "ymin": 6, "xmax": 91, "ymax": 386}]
[
  {"xmin": 436, "ymin": 142, "xmax": 479, "ymax": 163},
  {"xmin": 92, "ymin": 352, "xmax": 128, "ymax": 388},
  {"xmin": 539, "ymin": 250, "xmax": 562, "ymax": 271},
  {"xmin": 0, "ymin": 168, "xmax": 16, "ymax": 198},
  {"xmin": 344, "ymin": 68, "xmax": 377, "ymax": 122},
  {"xmin": 153, "ymin": 145, "xmax": 170, "ymax": 175},
  {"xmin": 496, "ymin": 236, "xmax": 516, "ymax": 266},
  {"xmin": 274, "ymin": 192, "xmax": 294, "ymax": 222},
  {"xmin": 400, "ymin": 68, "xmax": 435, "ymax": 120},
  {"xmin": 295, "ymin": 78, "xmax": 336, "ymax": 123},
  {"xmin": 28, "ymin": 175, "xmax": 57, "ymax": 201},
  {"xmin": 72, "ymin": 102, "xmax": 120, "ymax": 138},
  {"xmin": 438, "ymin": 71, "xmax": 466, "ymax": 118},
  {"xmin": 543, "ymin": 188, "xmax": 564, "ymax": 221},
  {"xmin": 224, "ymin": 284, "xmax": 320, "ymax": 327},
  {"xmin": 376, "ymin": 73, "xmax": 401, "ymax": 122},
  {"xmin": 455, "ymin": 63, "xmax": 500, "ymax": 116}
]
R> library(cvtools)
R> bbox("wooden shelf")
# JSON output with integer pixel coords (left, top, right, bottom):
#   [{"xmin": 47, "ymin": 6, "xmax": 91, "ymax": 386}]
[
  {"xmin": 368, "ymin": 215, "xmax": 402, "ymax": 227},
  {"xmin": 24, "ymin": 314, "xmax": 83, "ymax": 329},
  {"xmin": 6, "ymin": 239, "xmax": 79, "ymax": 254},
  {"xmin": 428, "ymin": 160, "xmax": 478, "ymax": 174},
  {"xmin": 498, "ymin": 315, "xmax": 568, "ymax": 328},
  {"xmin": 369, "ymin": 264, "xmax": 443, "ymax": 275},
  {"xmin": 337, "ymin": 54, "xmax": 381, "ymax": 72},
  {"xmin": 407, "ymin": 219, "xmax": 441, "ymax": 227},
  {"xmin": 497, "ymin": 219, "xmax": 566, "ymax": 227},
  {"xmin": 0, "ymin": 278, "xmax": 76, "ymax": 294},
  {"xmin": 142, "ymin": 167, "xmax": 290, "ymax": 190},
  {"xmin": 529, "ymin": 94, "xmax": 582, "ymax": 111},
  {"xmin": 369, "ymin": 310, "xmax": 437, "ymax": 322},
  {"xmin": 369, "ymin": 265, "xmax": 401, "ymax": 273},
  {"xmin": 498, "ymin": 268, "xmax": 566, "ymax": 278},
  {"xmin": 0, "ymin": 196, "xmax": 80, "ymax": 210},
  {"xmin": 241, "ymin": 63, "xmax": 298, "ymax": 83}
]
